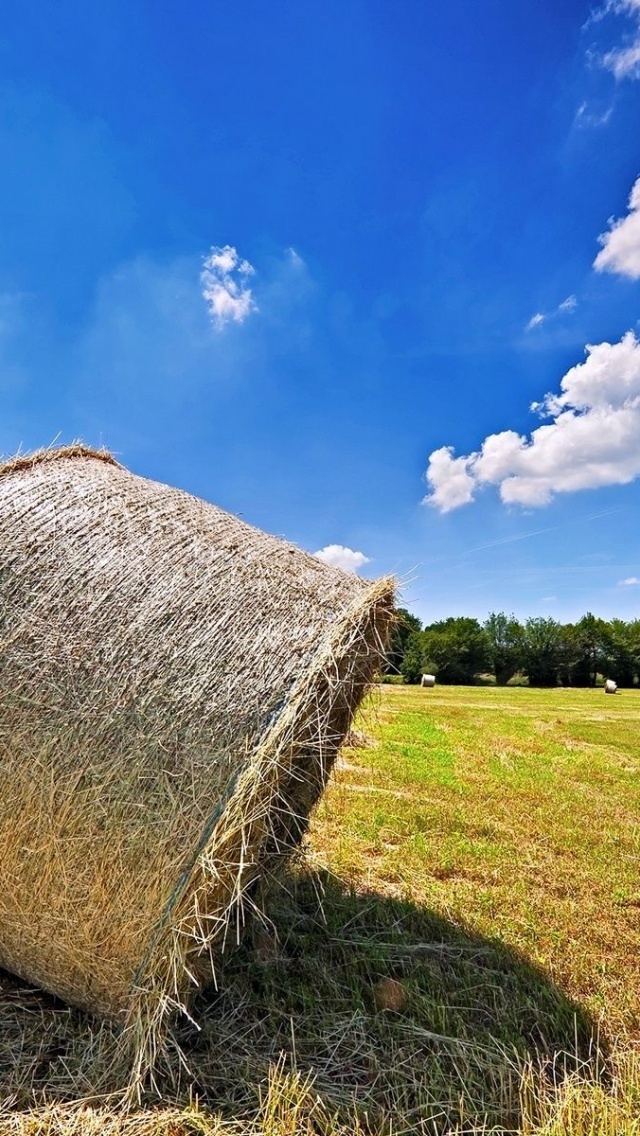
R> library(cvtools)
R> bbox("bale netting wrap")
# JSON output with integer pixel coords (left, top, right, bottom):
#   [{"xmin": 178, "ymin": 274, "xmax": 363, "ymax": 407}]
[{"xmin": 0, "ymin": 446, "xmax": 394, "ymax": 1045}]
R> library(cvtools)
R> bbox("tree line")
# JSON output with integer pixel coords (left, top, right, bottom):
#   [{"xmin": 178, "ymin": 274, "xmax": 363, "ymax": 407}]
[{"xmin": 387, "ymin": 609, "xmax": 640, "ymax": 687}]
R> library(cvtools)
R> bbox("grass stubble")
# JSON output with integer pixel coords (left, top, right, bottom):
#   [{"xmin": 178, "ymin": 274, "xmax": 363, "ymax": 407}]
[{"xmin": 0, "ymin": 685, "xmax": 638, "ymax": 1135}]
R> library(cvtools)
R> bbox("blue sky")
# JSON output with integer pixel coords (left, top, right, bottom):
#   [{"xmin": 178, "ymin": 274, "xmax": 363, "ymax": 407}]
[{"xmin": 2, "ymin": 0, "xmax": 640, "ymax": 624}]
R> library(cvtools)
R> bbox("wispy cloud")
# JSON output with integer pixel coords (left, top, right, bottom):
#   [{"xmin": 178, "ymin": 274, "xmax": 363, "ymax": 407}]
[
  {"xmin": 558, "ymin": 294, "xmax": 578, "ymax": 312},
  {"xmin": 314, "ymin": 544, "xmax": 371, "ymax": 573},
  {"xmin": 526, "ymin": 312, "xmax": 546, "ymax": 331},
  {"xmin": 525, "ymin": 296, "xmax": 577, "ymax": 331},
  {"xmin": 594, "ymin": 175, "xmax": 640, "ymax": 278},
  {"xmin": 592, "ymin": 0, "xmax": 640, "ymax": 79},
  {"xmin": 425, "ymin": 330, "xmax": 640, "ymax": 511},
  {"xmin": 201, "ymin": 245, "xmax": 257, "ymax": 328},
  {"xmin": 602, "ymin": 40, "xmax": 640, "ymax": 79},
  {"xmin": 574, "ymin": 100, "xmax": 614, "ymax": 128},
  {"xmin": 618, "ymin": 575, "xmax": 640, "ymax": 584}
]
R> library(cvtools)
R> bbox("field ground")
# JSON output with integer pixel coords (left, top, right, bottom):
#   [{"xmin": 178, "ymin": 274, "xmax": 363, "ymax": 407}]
[{"xmin": 1, "ymin": 685, "xmax": 639, "ymax": 1134}]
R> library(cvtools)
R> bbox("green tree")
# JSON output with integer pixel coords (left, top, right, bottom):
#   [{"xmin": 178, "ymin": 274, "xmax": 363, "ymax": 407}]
[
  {"xmin": 422, "ymin": 617, "xmax": 489, "ymax": 685},
  {"xmin": 522, "ymin": 617, "xmax": 563, "ymax": 687},
  {"xmin": 606, "ymin": 619, "xmax": 638, "ymax": 687},
  {"xmin": 563, "ymin": 613, "xmax": 610, "ymax": 687},
  {"xmin": 484, "ymin": 612, "xmax": 524, "ymax": 685},
  {"xmin": 400, "ymin": 630, "xmax": 426, "ymax": 684},
  {"xmin": 385, "ymin": 607, "xmax": 422, "ymax": 674}
]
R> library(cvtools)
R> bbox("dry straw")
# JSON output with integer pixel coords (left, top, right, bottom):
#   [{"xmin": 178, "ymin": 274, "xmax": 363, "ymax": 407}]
[{"xmin": 0, "ymin": 445, "xmax": 394, "ymax": 1089}]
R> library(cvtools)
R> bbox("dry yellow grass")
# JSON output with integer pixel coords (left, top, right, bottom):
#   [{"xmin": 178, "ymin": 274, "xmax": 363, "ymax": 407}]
[{"xmin": 0, "ymin": 684, "xmax": 637, "ymax": 1134}]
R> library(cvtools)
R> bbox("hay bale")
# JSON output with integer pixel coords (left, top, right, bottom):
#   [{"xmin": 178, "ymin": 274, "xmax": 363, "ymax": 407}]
[
  {"xmin": 0, "ymin": 445, "xmax": 394, "ymax": 1077},
  {"xmin": 605, "ymin": 679, "xmax": 618, "ymax": 694},
  {"xmin": 420, "ymin": 673, "xmax": 435, "ymax": 688}
]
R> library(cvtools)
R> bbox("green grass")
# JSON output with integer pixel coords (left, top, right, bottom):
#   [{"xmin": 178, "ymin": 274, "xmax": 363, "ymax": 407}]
[
  {"xmin": 318, "ymin": 685, "xmax": 640, "ymax": 1040},
  {"xmin": 1, "ymin": 684, "xmax": 639, "ymax": 1134}
]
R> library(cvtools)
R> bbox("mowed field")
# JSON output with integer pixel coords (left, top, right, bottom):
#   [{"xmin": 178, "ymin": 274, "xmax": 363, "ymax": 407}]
[
  {"xmin": 0, "ymin": 685, "xmax": 639, "ymax": 1135},
  {"xmin": 323, "ymin": 684, "xmax": 640, "ymax": 1038}
]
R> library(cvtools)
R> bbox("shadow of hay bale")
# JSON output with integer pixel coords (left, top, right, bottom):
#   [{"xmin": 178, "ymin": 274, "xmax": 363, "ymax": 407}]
[{"xmin": 0, "ymin": 867, "xmax": 604, "ymax": 1133}]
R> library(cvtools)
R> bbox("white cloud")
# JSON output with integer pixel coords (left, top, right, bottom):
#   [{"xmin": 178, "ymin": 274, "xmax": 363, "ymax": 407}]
[
  {"xmin": 588, "ymin": 0, "xmax": 640, "ymax": 26},
  {"xmin": 424, "ymin": 447, "xmax": 477, "ymax": 512},
  {"xmin": 201, "ymin": 245, "xmax": 257, "ymax": 328},
  {"xmin": 594, "ymin": 176, "xmax": 640, "ymax": 278},
  {"xmin": 558, "ymin": 294, "xmax": 578, "ymax": 312},
  {"xmin": 602, "ymin": 40, "xmax": 640, "ymax": 78},
  {"xmin": 526, "ymin": 312, "xmax": 545, "ymax": 330},
  {"xmin": 608, "ymin": 1, "xmax": 640, "ymax": 12},
  {"xmin": 619, "ymin": 575, "xmax": 640, "ymax": 585},
  {"xmin": 525, "ymin": 296, "xmax": 577, "ymax": 331},
  {"xmin": 424, "ymin": 330, "xmax": 640, "ymax": 511},
  {"xmin": 595, "ymin": 0, "xmax": 640, "ymax": 78},
  {"xmin": 314, "ymin": 544, "xmax": 371, "ymax": 573}
]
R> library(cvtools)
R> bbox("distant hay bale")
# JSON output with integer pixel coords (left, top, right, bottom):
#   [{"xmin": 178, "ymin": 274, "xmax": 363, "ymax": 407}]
[
  {"xmin": 0, "ymin": 445, "xmax": 394, "ymax": 1082},
  {"xmin": 421, "ymin": 673, "xmax": 436, "ymax": 688},
  {"xmin": 605, "ymin": 679, "xmax": 618, "ymax": 694}
]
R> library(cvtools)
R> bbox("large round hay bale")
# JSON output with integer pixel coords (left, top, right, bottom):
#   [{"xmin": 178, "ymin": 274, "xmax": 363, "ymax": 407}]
[{"xmin": 0, "ymin": 445, "xmax": 393, "ymax": 1071}]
